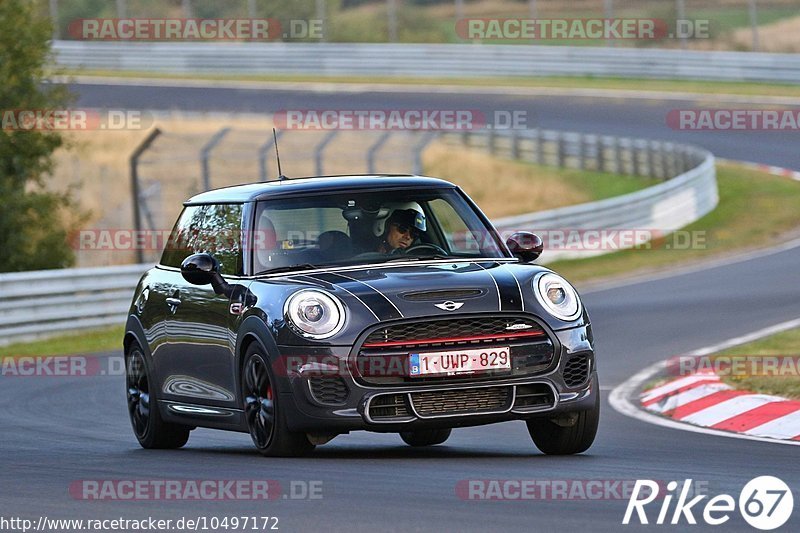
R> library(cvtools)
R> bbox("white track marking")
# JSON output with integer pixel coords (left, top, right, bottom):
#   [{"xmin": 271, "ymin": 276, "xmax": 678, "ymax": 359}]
[
  {"xmin": 641, "ymin": 374, "xmax": 721, "ymax": 404},
  {"xmin": 745, "ymin": 411, "xmax": 800, "ymax": 440},
  {"xmin": 679, "ymin": 394, "xmax": 788, "ymax": 426},
  {"xmin": 646, "ymin": 382, "xmax": 732, "ymax": 414}
]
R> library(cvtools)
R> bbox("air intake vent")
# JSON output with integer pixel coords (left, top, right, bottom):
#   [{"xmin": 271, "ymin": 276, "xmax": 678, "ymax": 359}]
[
  {"xmin": 401, "ymin": 289, "xmax": 485, "ymax": 301},
  {"xmin": 410, "ymin": 386, "xmax": 512, "ymax": 417},
  {"xmin": 369, "ymin": 394, "xmax": 412, "ymax": 421},
  {"xmin": 563, "ymin": 355, "xmax": 591, "ymax": 387},
  {"xmin": 309, "ymin": 376, "xmax": 349, "ymax": 405},
  {"xmin": 513, "ymin": 383, "xmax": 556, "ymax": 410}
]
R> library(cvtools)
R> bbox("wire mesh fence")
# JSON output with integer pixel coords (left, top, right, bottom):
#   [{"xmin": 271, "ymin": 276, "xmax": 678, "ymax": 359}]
[{"xmin": 126, "ymin": 126, "xmax": 435, "ymax": 263}]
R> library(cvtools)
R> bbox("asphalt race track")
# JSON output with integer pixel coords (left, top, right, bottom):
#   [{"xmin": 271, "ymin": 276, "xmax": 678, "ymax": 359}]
[
  {"xmin": 2, "ymin": 83, "xmax": 798, "ymax": 532},
  {"xmin": 71, "ymin": 82, "xmax": 800, "ymax": 169}
]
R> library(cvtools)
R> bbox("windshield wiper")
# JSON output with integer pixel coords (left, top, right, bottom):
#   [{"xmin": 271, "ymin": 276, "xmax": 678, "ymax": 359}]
[{"xmin": 254, "ymin": 263, "xmax": 318, "ymax": 276}]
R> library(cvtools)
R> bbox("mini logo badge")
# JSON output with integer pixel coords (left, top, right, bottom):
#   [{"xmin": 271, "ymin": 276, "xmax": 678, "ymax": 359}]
[{"xmin": 434, "ymin": 301, "xmax": 464, "ymax": 312}]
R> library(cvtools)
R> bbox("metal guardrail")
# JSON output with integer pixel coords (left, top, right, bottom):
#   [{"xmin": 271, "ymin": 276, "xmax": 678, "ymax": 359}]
[
  {"xmin": 53, "ymin": 41, "xmax": 800, "ymax": 83},
  {"xmin": 0, "ymin": 264, "xmax": 149, "ymax": 347},
  {"xmin": 446, "ymin": 129, "xmax": 718, "ymax": 261},
  {"xmin": 0, "ymin": 129, "xmax": 716, "ymax": 346}
]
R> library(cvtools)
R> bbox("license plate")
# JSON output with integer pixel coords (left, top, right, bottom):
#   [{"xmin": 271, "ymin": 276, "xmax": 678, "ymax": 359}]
[{"xmin": 409, "ymin": 347, "xmax": 511, "ymax": 377}]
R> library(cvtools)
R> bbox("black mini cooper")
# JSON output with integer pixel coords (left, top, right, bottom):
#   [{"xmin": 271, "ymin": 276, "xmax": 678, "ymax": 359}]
[{"xmin": 124, "ymin": 175, "xmax": 598, "ymax": 456}]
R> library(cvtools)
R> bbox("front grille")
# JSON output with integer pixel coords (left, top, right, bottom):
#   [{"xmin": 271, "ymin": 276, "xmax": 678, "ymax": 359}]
[
  {"xmin": 369, "ymin": 394, "xmax": 411, "ymax": 421},
  {"xmin": 513, "ymin": 383, "xmax": 556, "ymax": 410},
  {"xmin": 355, "ymin": 315, "xmax": 555, "ymax": 386},
  {"xmin": 363, "ymin": 316, "xmax": 546, "ymax": 349},
  {"xmin": 410, "ymin": 386, "xmax": 512, "ymax": 417},
  {"xmin": 563, "ymin": 354, "xmax": 591, "ymax": 387},
  {"xmin": 309, "ymin": 376, "xmax": 349, "ymax": 405}
]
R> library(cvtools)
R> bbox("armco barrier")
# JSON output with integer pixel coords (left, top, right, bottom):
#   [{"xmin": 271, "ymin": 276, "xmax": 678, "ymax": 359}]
[
  {"xmin": 0, "ymin": 264, "xmax": 149, "ymax": 346},
  {"xmin": 445, "ymin": 129, "xmax": 718, "ymax": 261},
  {"xmin": 52, "ymin": 41, "xmax": 800, "ymax": 83}
]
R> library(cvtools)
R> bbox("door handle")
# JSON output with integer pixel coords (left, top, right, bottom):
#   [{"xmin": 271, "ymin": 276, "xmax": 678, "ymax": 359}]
[{"xmin": 166, "ymin": 297, "xmax": 182, "ymax": 307}]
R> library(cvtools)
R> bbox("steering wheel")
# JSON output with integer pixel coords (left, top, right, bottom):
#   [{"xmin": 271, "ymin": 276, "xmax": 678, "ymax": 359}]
[{"xmin": 403, "ymin": 243, "xmax": 448, "ymax": 256}]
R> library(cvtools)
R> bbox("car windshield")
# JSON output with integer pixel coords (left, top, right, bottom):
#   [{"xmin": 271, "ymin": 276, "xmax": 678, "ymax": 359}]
[{"xmin": 252, "ymin": 188, "xmax": 507, "ymax": 274}]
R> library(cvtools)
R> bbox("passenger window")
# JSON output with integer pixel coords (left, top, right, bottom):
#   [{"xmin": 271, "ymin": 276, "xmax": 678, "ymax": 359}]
[
  {"xmin": 160, "ymin": 204, "xmax": 244, "ymax": 276},
  {"xmin": 199, "ymin": 204, "xmax": 244, "ymax": 276},
  {"xmin": 160, "ymin": 205, "xmax": 206, "ymax": 269}
]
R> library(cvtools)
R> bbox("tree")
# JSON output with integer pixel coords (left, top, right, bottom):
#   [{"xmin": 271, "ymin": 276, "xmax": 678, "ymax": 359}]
[{"xmin": 0, "ymin": 0, "xmax": 82, "ymax": 272}]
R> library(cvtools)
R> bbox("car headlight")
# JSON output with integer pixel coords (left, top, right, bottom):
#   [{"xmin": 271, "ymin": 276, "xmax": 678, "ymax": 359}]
[
  {"xmin": 285, "ymin": 290, "xmax": 346, "ymax": 339},
  {"xmin": 533, "ymin": 272, "xmax": 582, "ymax": 321}
]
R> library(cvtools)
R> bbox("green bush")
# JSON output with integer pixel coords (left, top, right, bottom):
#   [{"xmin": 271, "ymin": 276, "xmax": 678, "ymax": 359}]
[{"xmin": 0, "ymin": 0, "xmax": 84, "ymax": 272}]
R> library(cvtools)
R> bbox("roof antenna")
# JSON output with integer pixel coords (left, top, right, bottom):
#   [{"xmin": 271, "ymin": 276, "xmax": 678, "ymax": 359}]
[{"xmin": 273, "ymin": 128, "xmax": 287, "ymax": 180}]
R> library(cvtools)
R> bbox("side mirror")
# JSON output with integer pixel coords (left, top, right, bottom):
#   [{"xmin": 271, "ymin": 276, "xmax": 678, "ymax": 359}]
[
  {"xmin": 506, "ymin": 232, "xmax": 543, "ymax": 262},
  {"xmin": 181, "ymin": 253, "xmax": 224, "ymax": 287}
]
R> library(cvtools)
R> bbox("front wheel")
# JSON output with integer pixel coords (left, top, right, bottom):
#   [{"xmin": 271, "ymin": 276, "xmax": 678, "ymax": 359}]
[
  {"xmin": 399, "ymin": 428, "xmax": 451, "ymax": 447},
  {"xmin": 242, "ymin": 345, "xmax": 315, "ymax": 457},
  {"xmin": 126, "ymin": 343, "xmax": 191, "ymax": 449},
  {"xmin": 526, "ymin": 390, "xmax": 599, "ymax": 455}
]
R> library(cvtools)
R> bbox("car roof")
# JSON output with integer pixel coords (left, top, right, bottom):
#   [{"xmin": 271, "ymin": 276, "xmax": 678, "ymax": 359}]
[{"xmin": 184, "ymin": 174, "xmax": 457, "ymax": 204}]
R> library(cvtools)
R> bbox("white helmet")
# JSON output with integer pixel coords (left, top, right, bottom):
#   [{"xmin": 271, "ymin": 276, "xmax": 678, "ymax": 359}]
[{"xmin": 372, "ymin": 202, "xmax": 427, "ymax": 237}]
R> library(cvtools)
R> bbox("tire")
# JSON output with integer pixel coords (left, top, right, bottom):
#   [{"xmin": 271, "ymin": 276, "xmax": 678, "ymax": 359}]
[
  {"xmin": 126, "ymin": 343, "xmax": 191, "ymax": 449},
  {"xmin": 526, "ymin": 390, "xmax": 599, "ymax": 455},
  {"xmin": 400, "ymin": 428, "xmax": 451, "ymax": 447},
  {"xmin": 242, "ymin": 344, "xmax": 315, "ymax": 457}
]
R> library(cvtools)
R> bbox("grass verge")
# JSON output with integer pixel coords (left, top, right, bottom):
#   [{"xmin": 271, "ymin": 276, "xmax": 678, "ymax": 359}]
[
  {"xmin": 550, "ymin": 163, "xmax": 800, "ymax": 283},
  {"xmin": 422, "ymin": 142, "xmax": 657, "ymax": 218},
  {"xmin": 0, "ymin": 325, "xmax": 124, "ymax": 358},
  {"xmin": 716, "ymin": 328, "xmax": 800, "ymax": 399},
  {"xmin": 62, "ymin": 70, "xmax": 800, "ymax": 100}
]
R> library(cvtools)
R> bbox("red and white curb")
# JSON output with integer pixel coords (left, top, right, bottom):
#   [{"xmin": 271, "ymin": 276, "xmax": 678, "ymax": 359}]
[
  {"xmin": 640, "ymin": 370, "xmax": 800, "ymax": 441},
  {"xmin": 609, "ymin": 317, "xmax": 800, "ymax": 446},
  {"xmin": 718, "ymin": 158, "xmax": 800, "ymax": 181}
]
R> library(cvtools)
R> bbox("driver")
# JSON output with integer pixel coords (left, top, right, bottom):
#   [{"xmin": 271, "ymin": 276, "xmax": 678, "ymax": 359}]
[{"xmin": 377, "ymin": 208, "xmax": 426, "ymax": 254}]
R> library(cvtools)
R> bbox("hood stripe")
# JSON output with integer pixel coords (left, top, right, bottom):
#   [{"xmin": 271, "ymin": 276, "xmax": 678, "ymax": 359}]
[
  {"xmin": 477, "ymin": 263, "xmax": 525, "ymax": 311},
  {"xmin": 501, "ymin": 265, "xmax": 526, "ymax": 312},
  {"xmin": 473, "ymin": 262, "xmax": 502, "ymax": 310},
  {"xmin": 296, "ymin": 274, "xmax": 380, "ymax": 321},
  {"xmin": 306, "ymin": 272, "xmax": 403, "ymax": 321},
  {"xmin": 332, "ymin": 272, "xmax": 405, "ymax": 318}
]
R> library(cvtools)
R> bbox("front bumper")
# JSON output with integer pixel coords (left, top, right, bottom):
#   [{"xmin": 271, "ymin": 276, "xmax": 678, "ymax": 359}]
[{"xmin": 276, "ymin": 323, "xmax": 596, "ymax": 434}]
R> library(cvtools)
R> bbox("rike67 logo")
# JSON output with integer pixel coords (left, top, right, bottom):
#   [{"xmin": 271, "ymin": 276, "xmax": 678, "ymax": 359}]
[{"xmin": 623, "ymin": 477, "xmax": 794, "ymax": 530}]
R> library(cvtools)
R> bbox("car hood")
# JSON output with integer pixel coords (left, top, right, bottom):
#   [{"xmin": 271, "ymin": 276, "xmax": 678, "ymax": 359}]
[
  {"xmin": 247, "ymin": 259, "xmax": 586, "ymax": 345},
  {"xmin": 291, "ymin": 260, "xmax": 542, "ymax": 320}
]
